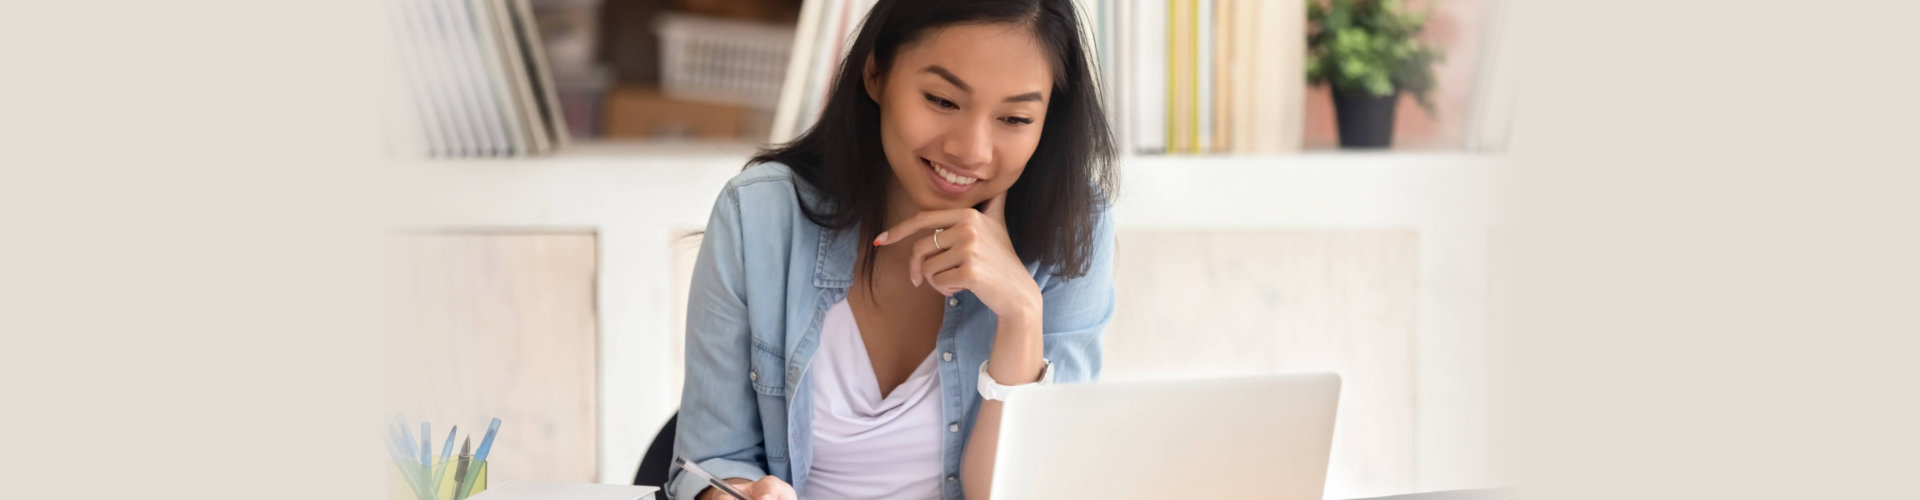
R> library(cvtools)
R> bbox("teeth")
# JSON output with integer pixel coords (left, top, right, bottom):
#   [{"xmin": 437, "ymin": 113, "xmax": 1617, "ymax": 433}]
[{"xmin": 931, "ymin": 162, "xmax": 978, "ymax": 185}]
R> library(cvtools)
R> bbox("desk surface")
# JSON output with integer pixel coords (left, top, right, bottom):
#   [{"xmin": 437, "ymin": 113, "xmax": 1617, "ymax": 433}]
[
  {"xmin": 468, "ymin": 480, "xmax": 659, "ymax": 500},
  {"xmin": 1348, "ymin": 488, "xmax": 1518, "ymax": 500}
]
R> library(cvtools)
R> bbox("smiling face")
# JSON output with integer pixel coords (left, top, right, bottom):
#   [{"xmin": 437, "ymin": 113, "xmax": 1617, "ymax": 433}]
[{"xmin": 865, "ymin": 22, "xmax": 1054, "ymax": 212}]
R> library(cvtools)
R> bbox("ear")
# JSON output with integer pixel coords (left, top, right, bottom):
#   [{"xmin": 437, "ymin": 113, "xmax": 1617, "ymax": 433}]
[{"xmin": 862, "ymin": 54, "xmax": 882, "ymax": 103}]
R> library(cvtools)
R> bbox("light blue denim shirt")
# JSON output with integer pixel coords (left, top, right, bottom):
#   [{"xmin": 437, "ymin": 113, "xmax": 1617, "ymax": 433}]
[{"xmin": 667, "ymin": 162, "xmax": 1115, "ymax": 500}]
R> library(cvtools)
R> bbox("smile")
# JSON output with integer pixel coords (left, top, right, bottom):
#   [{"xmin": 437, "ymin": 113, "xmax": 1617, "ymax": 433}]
[{"xmin": 923, "ymin": 157, "xmax": 982, "ymax": 194}]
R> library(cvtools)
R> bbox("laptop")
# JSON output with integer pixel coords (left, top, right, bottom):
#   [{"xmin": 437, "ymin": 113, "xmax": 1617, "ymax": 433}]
[{"xmin": 989, "ymin": 372, "xmax": 1342, "ymax": 500}]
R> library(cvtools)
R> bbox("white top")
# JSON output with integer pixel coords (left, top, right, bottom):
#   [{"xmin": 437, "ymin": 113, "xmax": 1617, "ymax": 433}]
[{"xmin": 801, "ymin": 299, "xmax": 944, "ymax": 500}]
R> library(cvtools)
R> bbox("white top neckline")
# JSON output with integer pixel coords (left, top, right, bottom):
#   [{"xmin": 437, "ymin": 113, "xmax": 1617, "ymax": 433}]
[{"xmin": 801, "ymin": 299, "xmax": 944, "ymax": 500}]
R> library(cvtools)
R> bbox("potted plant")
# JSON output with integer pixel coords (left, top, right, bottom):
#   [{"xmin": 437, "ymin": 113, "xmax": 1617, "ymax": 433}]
[{"xmin": 1306, "ymin": 0, "xmax": 1443, "ymax": 148}]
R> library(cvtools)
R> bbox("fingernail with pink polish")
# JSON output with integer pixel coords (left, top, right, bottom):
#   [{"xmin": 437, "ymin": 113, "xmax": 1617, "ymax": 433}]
[{"xmin": 873, "ymin": 232, "xmax": 888, "ymax": 245}]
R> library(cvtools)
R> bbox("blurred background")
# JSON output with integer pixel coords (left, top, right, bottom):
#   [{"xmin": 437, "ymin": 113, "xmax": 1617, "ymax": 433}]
[{"xmin": 380, "ymin": 0, "xmax": 1521, "ymax": 498}]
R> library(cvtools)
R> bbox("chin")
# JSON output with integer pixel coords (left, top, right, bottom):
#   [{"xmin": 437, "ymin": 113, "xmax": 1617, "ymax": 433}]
[{"xmin": 910, "ymin": 191, "xmax": 970, "ymax": 210}]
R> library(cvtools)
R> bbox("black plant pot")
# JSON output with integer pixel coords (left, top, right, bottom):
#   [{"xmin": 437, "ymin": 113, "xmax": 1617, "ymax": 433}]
[{"xmin": 1332, "ymin": 88, "xmax": 1399, "ymax": 148}]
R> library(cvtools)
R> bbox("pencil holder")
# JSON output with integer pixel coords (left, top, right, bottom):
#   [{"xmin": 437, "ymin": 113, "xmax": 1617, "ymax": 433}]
[{"xmin": 388, "ymin": 458, "xmax": 488, "ymax": 500}]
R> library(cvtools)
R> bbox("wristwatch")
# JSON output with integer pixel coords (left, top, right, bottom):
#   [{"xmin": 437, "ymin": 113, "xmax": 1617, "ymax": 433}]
[{"xmin": 977, "ymin": 359, "xmax": 1055, "ymax": 401}]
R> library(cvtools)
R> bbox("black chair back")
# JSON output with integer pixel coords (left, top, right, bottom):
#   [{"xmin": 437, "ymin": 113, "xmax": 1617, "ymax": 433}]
[{"xmin": 634, "ymin": 412, "xmax": 678, "ymax": 500}]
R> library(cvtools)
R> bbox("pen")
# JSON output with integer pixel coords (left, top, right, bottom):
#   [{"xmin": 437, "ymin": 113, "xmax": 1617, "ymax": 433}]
[
  {"xmin": 419, "ymin": 422, "xmax": 431, "ymax": 466},
  {"xmin": 457, "ymin": 418, "xmax": 501, "ymax": 500},
  {"xmin": 396, "ymin": 415, "xmax": 431, "ymax": 499},
  {"xmin": 440, "ymin": 426, "xmax": 458, "ymax": 463},
  {"xmin": 429, "ymin": 425, "xmax": 457, "ymax": 500},
  {"xmin": 454, "ymin": 437, "xmax": 472, "ymax": 488},
  {"xmin": 472, "ymin": 417, "xmax": 502, "ymax": 463},
  {"xmin": 396, "ymin": 415, "xmax": 418, "ymax": 463},
  {"xmin": 390, "ymin": 417, "xmax": 427, "ymax": 500},
  {"xmin": 386, "ymin": 434, "xmax": 426, "ymax": 499},
  {"xmin": 674, "ymin": 456, "xmax": 752, "ymax": 500}
]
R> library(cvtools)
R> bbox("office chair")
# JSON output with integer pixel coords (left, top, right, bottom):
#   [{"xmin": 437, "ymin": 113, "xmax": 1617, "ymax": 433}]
[{"xmin": 634, "ymin": 412, "xmax": 677, "ymax": 500}]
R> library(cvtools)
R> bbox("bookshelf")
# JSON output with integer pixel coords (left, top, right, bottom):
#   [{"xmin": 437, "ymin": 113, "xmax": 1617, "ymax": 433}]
[
  {"xmin": 385, "ymin": 0, "xmax": 1519, "ymax": 491},
  {"xmin": 385, "ymin": 0, "xmax": 1516, "ymax": 158}
]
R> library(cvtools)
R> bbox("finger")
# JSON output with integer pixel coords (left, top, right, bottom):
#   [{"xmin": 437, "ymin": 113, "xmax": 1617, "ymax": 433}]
[
  {"xmin": 747, "ymin": 477, "xmax": 790, "ymax": 500},
  {"xmin": 873, "ymin": 209, "xmax": 972, "ymax": 246},
  {"xmin": 981, "ymin": 190, "xmax": 1008, "ymax": 221},
  {"xmin": 761, "ymin": 477, "xmax": 796, "ymax": 500},
  {"xmin": 908, "ymin": 234, "xmax": 935, "ymax": 287},
  {"xmin": 920, "ymin": 244, "xmax": 969, "ymax": 289},
  {"xmin": 909, "ymin": 228, "xmax": 972, "ymax": 287},
  {"xmin": 928, "ymin": 264, "xmax": 974, "ymax": 296}
]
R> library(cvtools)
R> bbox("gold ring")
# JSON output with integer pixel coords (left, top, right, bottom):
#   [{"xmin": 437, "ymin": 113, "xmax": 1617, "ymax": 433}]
[{"xmin": 933, "ymin": 228, "xmax": 946, "ymax": 250}]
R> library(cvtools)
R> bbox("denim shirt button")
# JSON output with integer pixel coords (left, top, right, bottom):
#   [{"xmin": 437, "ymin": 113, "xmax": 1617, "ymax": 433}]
[
  {"xmin": 942, "ymin": 351, "xmax": 953, "ymax": 362},
  {"xmin": 947, "ymin": 475, "xmax": 957, "ymax": 483},
  {"xmin": 748, "ymin": 369, "xmax": 757, "ymax": 382},
  {"xmin": 948, "ymin": 423, "xmax": 960, "ymax": 433},
  {"xmin": 947, "ymin": 297, "xmax": 959, "ymax": 307}
]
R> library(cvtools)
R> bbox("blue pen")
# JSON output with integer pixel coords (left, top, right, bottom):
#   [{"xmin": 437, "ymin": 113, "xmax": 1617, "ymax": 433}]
[
  {"xmin": 385, "ymin": 435, "xmax": 410, "ymax": 463},
  {"xmin": 429, "ymin": 425, "xmax": 458, "ymax": 499},
  {"xmin": 420, "ymin": 422, "xmax": 431, "ymax": 466},
  {"xmin": 440, "ymin": 426, "xmax": 458, "ymax": 463},
  {"xmin": 396, "ymin": 415, "xmax": 419, "ymax": 463},
  {"xmin": 391, "ymin": 417, "xmax": 428, "ymax": 500},
  {"xmin": 473, "ymin": 417, "xmax": 502, "ymax": 463},
  {"xmin": 386, "ymin": 423, "xmax": 407, "ymax": 457},
  {"xmin": 391, "ymin": 424, "xmax": 421, "ymax": 465}
]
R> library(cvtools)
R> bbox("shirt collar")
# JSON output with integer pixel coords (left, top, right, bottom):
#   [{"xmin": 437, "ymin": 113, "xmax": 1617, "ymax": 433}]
[{"xmin": 812, "ymin": 223, "xmax": 857, "ymax": 289}]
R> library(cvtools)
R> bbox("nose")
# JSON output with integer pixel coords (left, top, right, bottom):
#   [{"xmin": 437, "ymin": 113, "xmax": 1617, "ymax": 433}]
[{"xmin": 941, "ymin": 117, "xmax": 993, "ymax": 170}]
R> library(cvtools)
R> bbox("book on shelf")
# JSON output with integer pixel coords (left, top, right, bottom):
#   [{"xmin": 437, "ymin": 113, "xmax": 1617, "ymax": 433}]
[
  {"xmin": 769, "ymin": 0, "xmax": 878, "ymax": 144},
  {"xmin": 386, "ymin": 0, "xmax": 568, "ymax": 158},
  {"xmin": 764, "ymin": 0, "xmax": 1307, "ymax": 155},
  {"xmin": 1131, "ymin": 0, "xmax": 1169, "ymax": 153}
]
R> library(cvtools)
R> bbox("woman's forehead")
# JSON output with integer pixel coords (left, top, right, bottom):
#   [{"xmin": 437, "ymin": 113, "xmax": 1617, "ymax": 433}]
[{"xmin": 896, "ymin": 23, "xmax": 1053, "ymax": 98}]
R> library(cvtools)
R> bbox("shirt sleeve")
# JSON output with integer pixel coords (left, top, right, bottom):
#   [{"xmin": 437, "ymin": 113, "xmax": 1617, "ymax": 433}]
[
  {"xmin": 668, "ymin": 186, "xmax": 771, "ymax": 499},
  {"xmin": 1037, "ymin": 206, "xmax": 1117, "ymax": 384}
]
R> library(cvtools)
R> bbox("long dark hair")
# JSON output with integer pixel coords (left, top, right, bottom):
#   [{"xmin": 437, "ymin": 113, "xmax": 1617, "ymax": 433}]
[{"xmin": 750, "ymin": 0, "xmax": 1116, "ymax": 288}]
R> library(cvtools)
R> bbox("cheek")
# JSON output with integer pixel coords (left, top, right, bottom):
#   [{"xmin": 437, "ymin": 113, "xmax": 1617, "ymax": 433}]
[
  {"xmin": 990, "ymin": 135, "xmax": 1040, "ymax": 188},
  {"xmin": 881, "ymin": 98, "xmax": 941, "ymax": 159},
  {"xmin": 895, "ymin": 114, "xmax": 942, "ymax": 150}
]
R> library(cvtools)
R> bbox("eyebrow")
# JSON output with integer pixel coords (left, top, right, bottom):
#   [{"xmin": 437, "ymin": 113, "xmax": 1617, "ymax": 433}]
[{"xmin": 921, "ymin": 65, "xmax": 1046, "ymax": 104}]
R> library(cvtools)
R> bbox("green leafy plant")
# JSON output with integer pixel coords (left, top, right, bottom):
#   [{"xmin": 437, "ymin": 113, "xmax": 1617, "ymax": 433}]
[{"xmin": 1306, "ymin": 0, "xmax": 1443, "ymax": 114}]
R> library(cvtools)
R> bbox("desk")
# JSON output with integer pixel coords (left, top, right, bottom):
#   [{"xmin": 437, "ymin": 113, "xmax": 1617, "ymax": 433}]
[
  {"xmin": 467, "ymin": 481, "xmax": 659, "ymax": 500},
  {"xmin": 1348, "ymin": 488, "xmax": 1519, "ymax": 500}
]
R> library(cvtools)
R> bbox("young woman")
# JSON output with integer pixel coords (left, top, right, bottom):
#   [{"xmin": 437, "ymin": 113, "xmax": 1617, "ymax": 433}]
[{"xmin": 668, "ymin": 1, "xmax": 1114, "ymax": 499}]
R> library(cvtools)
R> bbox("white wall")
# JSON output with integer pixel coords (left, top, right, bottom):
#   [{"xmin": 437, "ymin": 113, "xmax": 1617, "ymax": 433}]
[{"xmin": 392, "ymin": 142, "xmax": 1515, "ymax": 495}]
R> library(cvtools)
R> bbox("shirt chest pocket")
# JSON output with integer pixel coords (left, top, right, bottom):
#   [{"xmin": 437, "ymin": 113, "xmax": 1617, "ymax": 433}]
[{"xmin": 749, "ymin": 340, "xmax": 787, "ymax": 396}]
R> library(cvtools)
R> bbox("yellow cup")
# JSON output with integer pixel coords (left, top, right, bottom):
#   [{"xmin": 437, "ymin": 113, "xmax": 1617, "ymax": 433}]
[{"xmin": 388, "ymin": 458, "xmax": 488, "ymax": 500}]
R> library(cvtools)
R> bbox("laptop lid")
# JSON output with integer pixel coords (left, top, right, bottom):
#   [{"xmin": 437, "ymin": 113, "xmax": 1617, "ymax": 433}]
[{"xmin": 989, "ymin": 372, "xmax": 1342, "ymax": 500}]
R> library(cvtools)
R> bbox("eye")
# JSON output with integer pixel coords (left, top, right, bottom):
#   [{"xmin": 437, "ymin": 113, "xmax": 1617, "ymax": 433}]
[
  {"xmin": 923, "ymin": 93, "xmax": 958, "ymax": 110},
  {"xmin": 1001, "ymin": 116, "xmax": 1034, "ymax": 126}
]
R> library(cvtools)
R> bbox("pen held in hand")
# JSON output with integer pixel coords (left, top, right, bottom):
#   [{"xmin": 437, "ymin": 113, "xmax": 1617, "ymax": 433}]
[{"xmin": 673, "ymin": 456, "xmax": 753, "ymax": 500}]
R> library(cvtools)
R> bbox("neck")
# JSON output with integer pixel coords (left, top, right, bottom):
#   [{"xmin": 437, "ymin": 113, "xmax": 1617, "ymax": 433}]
[
  {"xmin": 856, "ymin": 178, "xmax": 944, "ymax": 301},
  {"xmin": 880, "ymin": 174, "xmax": 921, "ymax": 231},
  {"xmin": 860, "ymin": 176, "xmax": 928, "ymax": 285}
]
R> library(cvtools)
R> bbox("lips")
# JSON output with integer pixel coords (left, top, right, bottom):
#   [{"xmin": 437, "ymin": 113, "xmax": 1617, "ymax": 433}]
[{"xmin": 922, "ymin": 157, "xmax": 982, "ymax": 194}]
